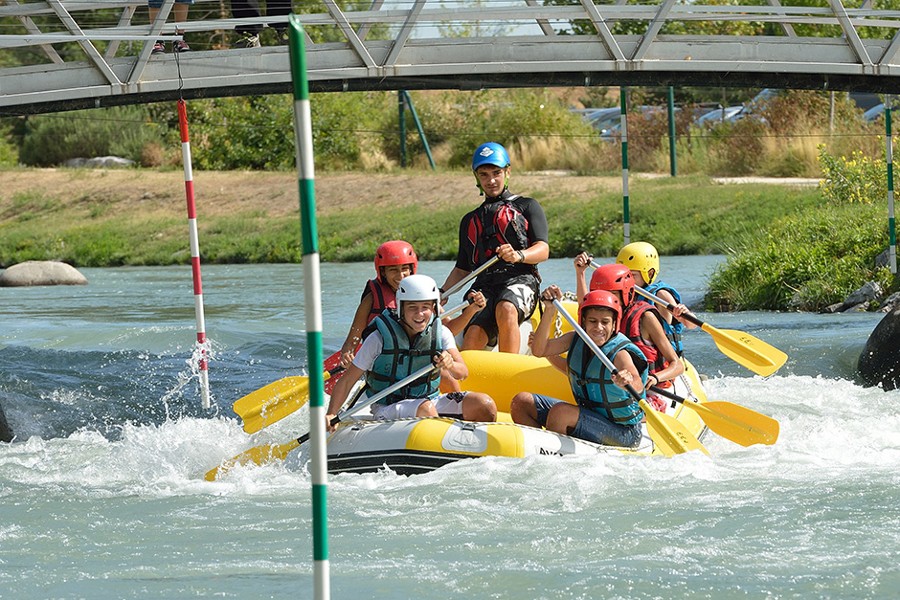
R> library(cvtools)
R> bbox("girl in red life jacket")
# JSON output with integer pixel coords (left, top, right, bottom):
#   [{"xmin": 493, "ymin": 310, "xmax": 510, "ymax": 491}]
[
  {"xmin": 339, "ymin": 240, "xmax": 418, "ymax": 368},
  {"xmin": 582, "ymin": 263, "xmax": 684, "ymax": 412}
]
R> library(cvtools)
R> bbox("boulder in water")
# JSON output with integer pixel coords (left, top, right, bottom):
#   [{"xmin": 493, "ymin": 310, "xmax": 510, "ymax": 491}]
[
  {"xmin": 0, "ymin": 402, "xmax": 11, "ymax": 443},
  {"xmin": 858, "ymin": 306, "xmax": 900, "ymax": 391},
  {"xmin": 0, "ymin": 261, "xmax": 87, "ymax": 287}
]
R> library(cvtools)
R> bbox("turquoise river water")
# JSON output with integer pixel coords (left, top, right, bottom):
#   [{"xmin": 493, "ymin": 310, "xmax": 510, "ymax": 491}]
[{"xmin": 1, "ymin": 257, "xmax": 898, "ymax": 599}]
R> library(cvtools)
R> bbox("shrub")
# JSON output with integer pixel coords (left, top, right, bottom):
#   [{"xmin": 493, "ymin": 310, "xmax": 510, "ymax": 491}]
[
  {"xmin": 705, "ymin": 203, "xmax": 892, "ymax": 311},
  {"xmin": 186, "ymin": 96, "xmax": 295, "ymax": 170},
  {"xmin": 184, "ymin": 93, "xmax": 393, "ymax": 171},
  {"xmin": 818, "ymin": 146, "xmax": 886, "ymax": 205},
  {"xmin": 19, "ymin": 106, "xmax": 163, "ymax": 166},
  {"xmin": 0, "ymin": 122, "xmax": 18, "ymax": 166}
]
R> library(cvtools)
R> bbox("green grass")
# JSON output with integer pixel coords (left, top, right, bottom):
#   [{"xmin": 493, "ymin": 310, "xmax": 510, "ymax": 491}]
[
  {"xmin": 0, "ymin": 175, "xmax": 822, "ymax": 268},
  {"xmin": 5, "ymin": 173, "xmax": 895, "ymax": 312}
]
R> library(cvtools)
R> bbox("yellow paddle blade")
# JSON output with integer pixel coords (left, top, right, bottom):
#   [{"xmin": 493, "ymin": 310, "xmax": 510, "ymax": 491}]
[
  {"xmin": 204, "ymin": 439, "xmax": 300, "ymax": 481},
  {"xmin": 232, "ymin": 376, "xmax": 311, "ymax": 434},
  {"xmin": 641, "ymin": 399, "xmax": 710, "ymax": 457},
  {"xmin": 688, "ymin": 400, "xmax": 779, "ymax": 447},
  {"xmin": 701, "ymin": 323, "xmax": 788, "ymax": 377}
]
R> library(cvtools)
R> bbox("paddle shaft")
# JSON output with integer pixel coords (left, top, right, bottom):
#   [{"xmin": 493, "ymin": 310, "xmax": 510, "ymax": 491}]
[
  {"xmin": 588, "ymin": 260, "xmax": 787, "ymax": 377},
  {"xmin": 551, "ymin": 299, "xmax": 641, "ymax": 398},
  {"xmin": 551, "ymin": 299, "xmax": 708, "ymax": 456},
  {"xmin": 308, "ymin": 362, "xmax": 439, "ymax": 444},
  {"xmin": 632, "ymin": 285, "xmax": 708, "ymax": 328},
  {"xmin": 442, "ymin": 299, "xmax": 473, "ymax": 320},
  {"xmin": 205, "ymin": 363, "xmax": 441, "ymax": 480},
  {"xmin": 442, "ymin": 255, "xmax": 501, "ymax": 298}
]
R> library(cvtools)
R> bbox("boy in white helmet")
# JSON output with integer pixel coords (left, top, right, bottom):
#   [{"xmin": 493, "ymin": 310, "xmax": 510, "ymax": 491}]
[{"xmin": 326, "ymin": 274, "xmax": 496, "ymax": 430}]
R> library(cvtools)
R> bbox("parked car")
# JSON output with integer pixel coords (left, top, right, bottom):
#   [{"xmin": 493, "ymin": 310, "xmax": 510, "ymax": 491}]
[
  {"xmin": 732, "ymin": 89, "xmax": 879, "ymax": 124},
  {"xmin": 863, "ymin": 103, "xmax": 885, "ymax": 123},
  {"xmin": 586, "ymin": 107, "xmax": 621, "ymax": 136},
  {"xmin": 851, "ymin": 92, "xmax": 881, "ymax": 112},
  {"xmin": 597, "ymin": 104, "xmax": 716, "ymax": 141},
  {"xmin": 694, "ymin": 105, "xmax": 744, "ymax": 127},
  {"xmin": 571, "ymin": 106, "xmax": 620, "ymax": 131}
]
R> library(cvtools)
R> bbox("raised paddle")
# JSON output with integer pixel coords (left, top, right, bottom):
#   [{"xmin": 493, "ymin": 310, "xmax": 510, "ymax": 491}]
[
  {"xmin": 649, "ymin": 385, "xmax": 779, "ymax": 447},
  {"xmin": 206, "ymin": 363, "xmax": 440, "ymax": 481},
  {"xmin": 233, "ymin": 300, "xmax": 474, "ymax": 434},
  {"xmin": 234, "ymin": 366, "xmax": 344, "ymax": 434},
  {"xmin": 442, "ymin": 255, "xmax": 501, "ymax": 298},
  {"xmin": 552, "ymin": 299, "xmax": 709, "ymax": 457},
  {"xmin": 588, "ymin": 260, "xmax": 788, "ymax": 377}
]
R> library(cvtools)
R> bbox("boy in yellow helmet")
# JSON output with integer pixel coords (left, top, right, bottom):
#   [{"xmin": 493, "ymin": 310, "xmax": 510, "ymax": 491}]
[{"xmin": 614, "ymin": 242, "xmax": 697, "ymax": 357}]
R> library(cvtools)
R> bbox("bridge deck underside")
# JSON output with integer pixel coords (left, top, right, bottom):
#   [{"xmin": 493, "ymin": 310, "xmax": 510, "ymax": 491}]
[{"xmin": 1, "ymin": 1, "xmax": 899, "ymax": 114}]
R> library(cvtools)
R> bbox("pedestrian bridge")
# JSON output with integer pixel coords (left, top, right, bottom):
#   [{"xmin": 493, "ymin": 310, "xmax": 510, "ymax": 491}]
[{"xmin": 2, "ymin": 0, "xmax": 900, "ymax": 114}]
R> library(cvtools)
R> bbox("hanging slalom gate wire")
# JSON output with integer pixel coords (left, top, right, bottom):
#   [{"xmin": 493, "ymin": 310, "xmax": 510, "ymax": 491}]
[{"xmin": 177, "ymin": 95, "xmax": 211, "ymax": 410}]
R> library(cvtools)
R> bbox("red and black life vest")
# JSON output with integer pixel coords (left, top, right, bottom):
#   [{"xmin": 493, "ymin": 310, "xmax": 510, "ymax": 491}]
[
  {"xmin": 465, "ymin": 192, "xmax": 530, "ymax": 266},
  {"xmin": 621, "ymin": 301, "xmax": 671, "ymax": 378},
  {"xmin": 363, "ymin": 278, "xmax": 397, "ymax": 324}
]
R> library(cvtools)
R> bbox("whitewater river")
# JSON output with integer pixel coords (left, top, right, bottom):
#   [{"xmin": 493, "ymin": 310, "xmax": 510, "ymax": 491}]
[{"xmin": 1, "ymin": 257, "xmax": 898, "ymax": 599}]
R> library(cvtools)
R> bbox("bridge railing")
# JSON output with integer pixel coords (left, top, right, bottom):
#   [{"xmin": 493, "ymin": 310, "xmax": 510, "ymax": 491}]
[{"xmin": 1, "ymin": 0, "xmax": 899, "ymax": 113}]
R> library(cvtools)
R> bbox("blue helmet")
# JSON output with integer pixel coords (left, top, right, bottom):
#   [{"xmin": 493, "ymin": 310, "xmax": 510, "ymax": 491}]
[{"xmin": 472, "ymin": 142, "xmax": 511, "ymax": 171}]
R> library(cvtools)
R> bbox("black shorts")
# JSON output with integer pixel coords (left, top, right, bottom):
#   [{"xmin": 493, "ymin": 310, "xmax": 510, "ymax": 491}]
[{"xmin": 465, "ymin": 274, "xmax": 539, "ymax": 346}]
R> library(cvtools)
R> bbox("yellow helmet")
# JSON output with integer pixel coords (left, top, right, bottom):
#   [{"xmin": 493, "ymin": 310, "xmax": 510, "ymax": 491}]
[{"xmin": 616, "ymin": 242, "xmax": 660, "ymax": 285}]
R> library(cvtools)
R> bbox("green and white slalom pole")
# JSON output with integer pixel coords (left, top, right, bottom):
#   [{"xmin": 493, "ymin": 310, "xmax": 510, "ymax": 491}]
[
  {"xmin": 620, "ymin": 86, "xmax": 630, "ymax": 246},
  {"xmin": 886, "ymin": 96, "xmax": 898, "ymax": 275},
  {"xmin": 288, "ymin": 15, "xmax": 330, "ymax": 600}
]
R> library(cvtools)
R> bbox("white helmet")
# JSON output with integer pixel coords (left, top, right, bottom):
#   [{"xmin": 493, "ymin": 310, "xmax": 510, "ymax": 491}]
[{"xmin": 395, "ymin": 274, "xmax": 440, "ymax": 304}]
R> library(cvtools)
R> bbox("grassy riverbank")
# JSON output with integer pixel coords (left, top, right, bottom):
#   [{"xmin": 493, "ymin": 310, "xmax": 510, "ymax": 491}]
[{"xmin": 0, "ymin": 168, "xmax": 821, "ymax": 266}]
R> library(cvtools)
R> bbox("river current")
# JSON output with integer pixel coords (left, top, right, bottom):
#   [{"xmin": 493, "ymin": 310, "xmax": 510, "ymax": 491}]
[{"xmin": 1, "ymin": 258, "xmax": 897, "ymax": 599}]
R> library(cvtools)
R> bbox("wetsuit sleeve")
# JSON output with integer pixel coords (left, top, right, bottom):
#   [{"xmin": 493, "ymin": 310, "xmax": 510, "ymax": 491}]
[
  {"xmin": 521, "ymin": 197, "xmax": 549, "ymax": 245},
  {"xmin": 454, "ymin": 211, "xmax": 477, "ymax": 272}
]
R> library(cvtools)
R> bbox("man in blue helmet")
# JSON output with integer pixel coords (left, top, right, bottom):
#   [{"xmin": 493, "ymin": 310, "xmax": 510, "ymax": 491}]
[{"xmin": 440, "ymin": 142, "xmax": 549, "ymax": 353}]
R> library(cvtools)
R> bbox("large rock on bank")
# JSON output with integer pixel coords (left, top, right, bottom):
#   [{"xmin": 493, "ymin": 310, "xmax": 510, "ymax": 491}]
[
  {"xmin": 0, "ymin": 261, "xmax": 87, "ymax": 286},
  {"xmin": 858, "ymin": 305, "xmax": 900, "ymax": 391}
]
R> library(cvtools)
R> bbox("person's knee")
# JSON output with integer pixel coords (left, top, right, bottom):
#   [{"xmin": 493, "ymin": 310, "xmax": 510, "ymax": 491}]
[
  {"xmin": 510, "ymin": 392, "xmax": 533, "ymax": 418},
  {"xmin": 465, "ymin": 392, "xmax": 497, "ymax": 422},
  {"xmin": 546, "ymin": 402, "xmax": 578, "ymax": 435},
  {"xmin": 462, "ymin": 325, "xmax": 488, "ymax": 350},
  {"xmin": 495, "ymin": 300, "xmax": 519, "ymax": 323},
  {"xmin": 417, "ymin": 400, "xmax": 438, "ymax": 418}
]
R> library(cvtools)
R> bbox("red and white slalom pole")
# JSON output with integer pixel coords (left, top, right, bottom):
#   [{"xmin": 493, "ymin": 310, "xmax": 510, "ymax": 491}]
[{"xmin": 178, "ymin": 98, "xmax": 211, "ymax": 409}]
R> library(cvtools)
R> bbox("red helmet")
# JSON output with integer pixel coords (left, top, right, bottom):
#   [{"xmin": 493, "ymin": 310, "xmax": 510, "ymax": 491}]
[
  {"xmin": 374, "ymin": 240, "xmax": 418, "ymax": 282},
  {"xmin": 580, "ymin": 290, "xmax": 622, "ymax": 329},
  {"xmin": 589, "ymin": 263, "xmax": 635, "ymax": 306}
]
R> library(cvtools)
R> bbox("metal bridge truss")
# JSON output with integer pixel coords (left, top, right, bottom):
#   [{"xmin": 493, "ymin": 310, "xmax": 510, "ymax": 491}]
[{"xmin": 1, "ymin": 0, "xmax": 900, "ymax": 114}]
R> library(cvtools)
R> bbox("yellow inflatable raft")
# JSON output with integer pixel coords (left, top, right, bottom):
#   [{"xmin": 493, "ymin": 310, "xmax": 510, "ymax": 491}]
[{"xmin": 296, "ymin": 350, "xmax": 710, "ymax": 475}]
